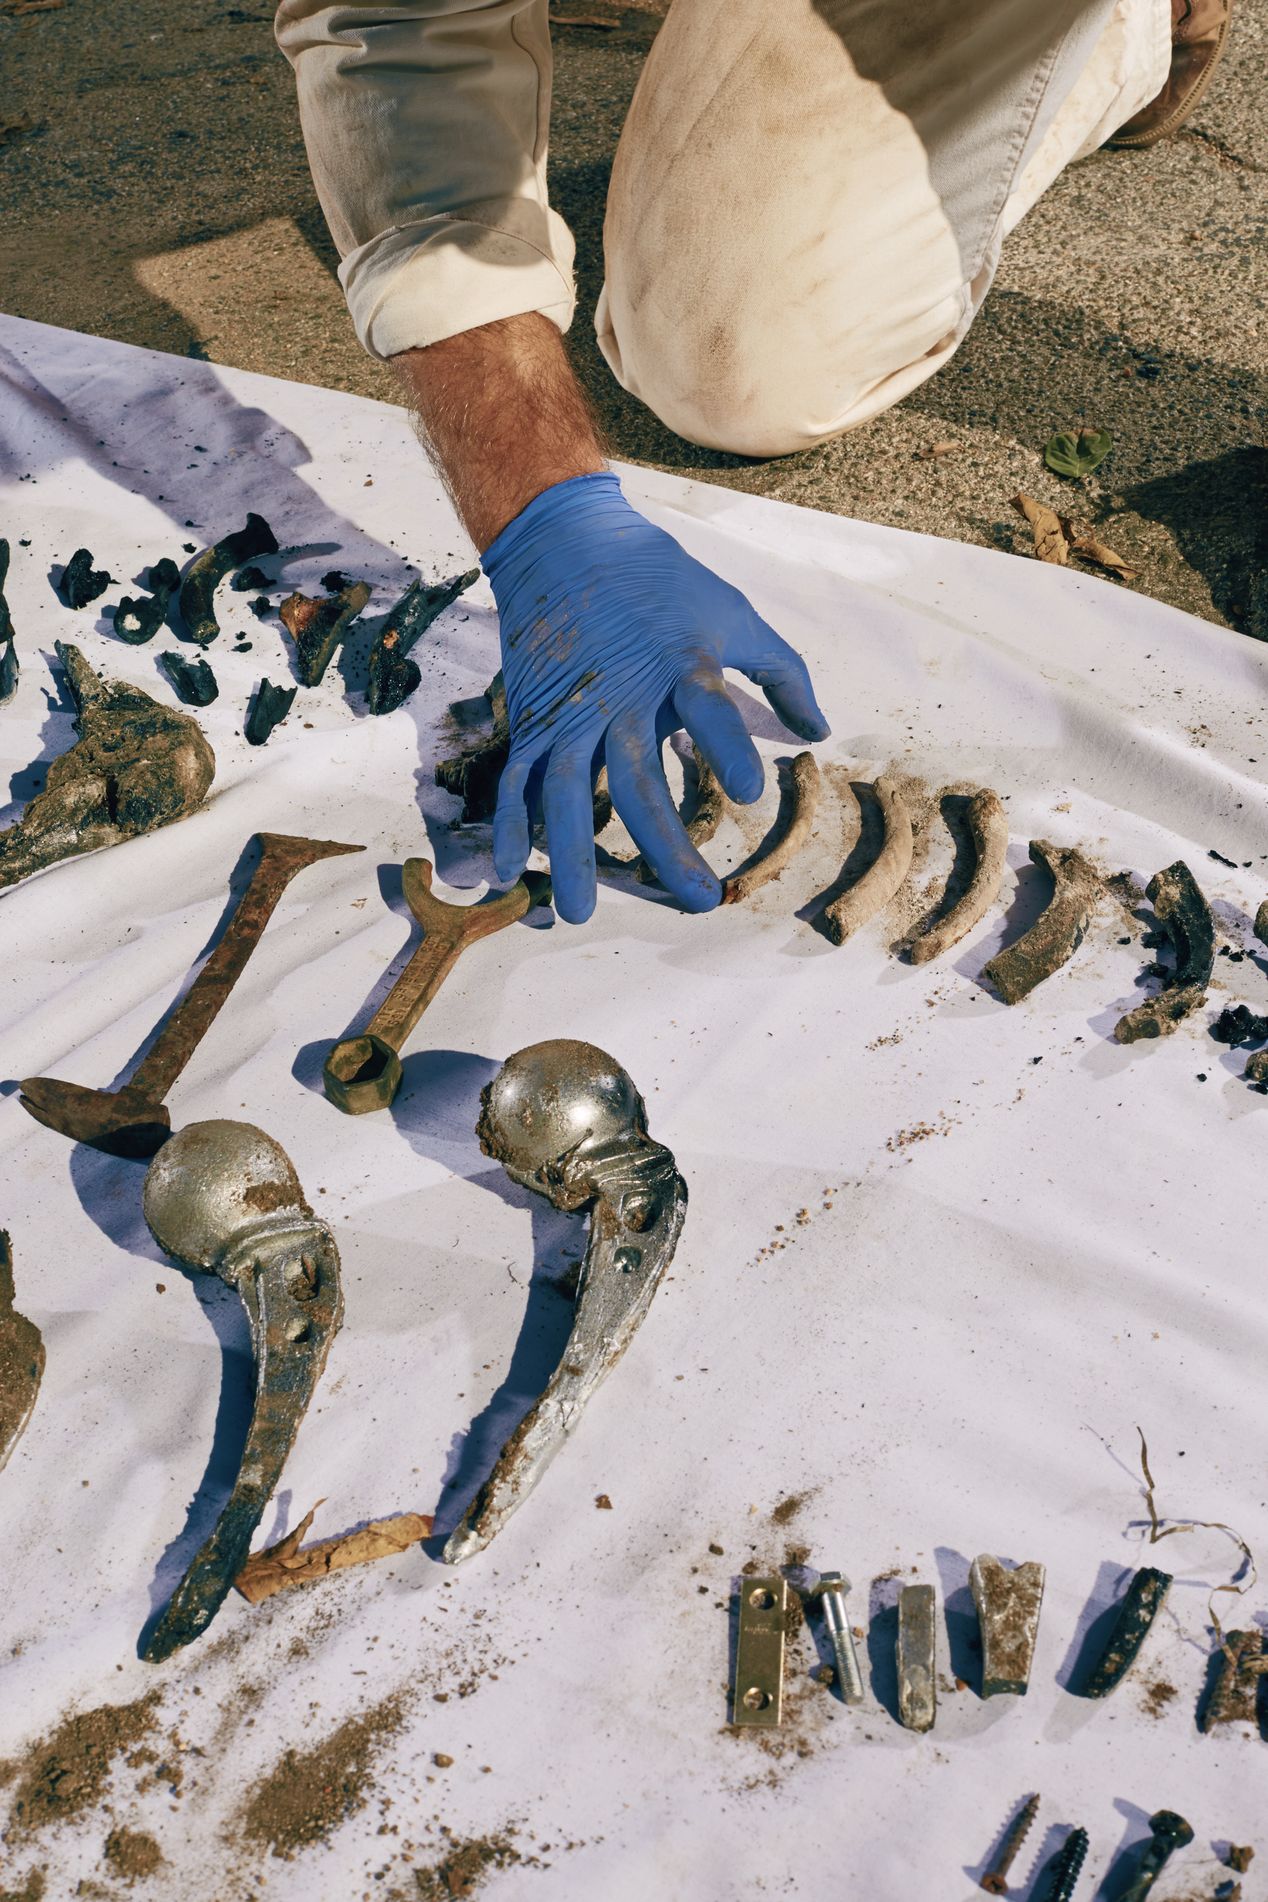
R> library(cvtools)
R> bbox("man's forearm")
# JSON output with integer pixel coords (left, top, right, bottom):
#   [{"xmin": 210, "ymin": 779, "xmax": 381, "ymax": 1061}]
[{"xmin": 391, "ymin": 314, "xmax": 606, "ymax": 553}]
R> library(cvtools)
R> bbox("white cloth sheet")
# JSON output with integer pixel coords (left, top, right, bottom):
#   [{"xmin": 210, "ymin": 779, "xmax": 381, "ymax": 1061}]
[{"xmin": 1, "ymin": 317, "xmax": 1267, "ymax": 1900}]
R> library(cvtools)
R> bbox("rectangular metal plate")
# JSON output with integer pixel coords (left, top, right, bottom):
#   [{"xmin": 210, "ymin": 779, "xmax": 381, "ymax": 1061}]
[
  {"xmin": 897, "ymin": 1583, "xmax": 937, "ymax": 1732},
  {"xmin": 732, "ymin": 1575, "xmax": 787, "ymax": 1727}
]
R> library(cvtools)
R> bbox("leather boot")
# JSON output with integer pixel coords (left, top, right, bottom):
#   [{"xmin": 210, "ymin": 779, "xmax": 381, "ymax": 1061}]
[{"xmin": 1107, "ymin": 0, "xmax": 1233, "ymax": 147}]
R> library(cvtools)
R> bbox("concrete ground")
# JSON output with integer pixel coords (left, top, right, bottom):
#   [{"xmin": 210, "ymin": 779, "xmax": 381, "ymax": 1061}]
[{"xmin": 0, "ymin": 0, "xmax": 1263, "ymax": 636}]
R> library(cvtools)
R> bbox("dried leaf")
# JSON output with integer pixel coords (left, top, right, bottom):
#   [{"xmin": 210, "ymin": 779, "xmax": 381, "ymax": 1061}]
[
  {"xmin": 234, "ymin": 1502, "xmax": 432, "ymax": 1606},
  {"xmin": 1044, "ymin": 426, "xmax": 1113, "ymax": 478},
  {"xmin": 1011, "ymin": 492, "xmax": 1069, "ymax": 565},
  {"xmin": 917, "ymin": 440, "xmax": 961, "ymax": 460},
  {"xmin": 1064, "ymin": 522, "xmax": 1138, "ymax": 582}
]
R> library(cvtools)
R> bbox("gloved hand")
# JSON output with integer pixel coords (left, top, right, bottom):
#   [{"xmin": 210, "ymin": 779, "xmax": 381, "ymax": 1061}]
[{"xmin": 483, "ymin": 471, "xmax": 829, "ymax": 923}]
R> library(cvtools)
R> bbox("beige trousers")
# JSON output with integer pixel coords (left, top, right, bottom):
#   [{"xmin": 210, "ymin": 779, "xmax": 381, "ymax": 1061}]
[{"xmin": 278, "ymin": 0, "xmax": 1169, "ymax": 457}]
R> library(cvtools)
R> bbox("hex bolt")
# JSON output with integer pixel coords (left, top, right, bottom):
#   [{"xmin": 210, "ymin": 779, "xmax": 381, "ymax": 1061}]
[
  {"xmin": 813, "ymin": 1571, "xmax": 865, "ymax": 1705},
  {"xmin": 1119, "ymin": 1811, "xmax": 1195, "ymax": 1902},
  {"xmin": 1043, "ymin": 1826, "xmax": 1089, "ymax": 1901},
  {"xmin": 980, "ymin": 1793, "xmax": 1040, "ymax": 1894}
]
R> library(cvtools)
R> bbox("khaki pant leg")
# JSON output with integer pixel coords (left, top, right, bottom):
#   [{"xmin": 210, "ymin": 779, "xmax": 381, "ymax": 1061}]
[{"xmin": 595, "ymin": 0, "xmax": 1169, "ymax": 455}]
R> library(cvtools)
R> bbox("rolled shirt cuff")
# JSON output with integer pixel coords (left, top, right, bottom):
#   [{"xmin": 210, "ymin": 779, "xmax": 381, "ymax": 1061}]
[{"xmin": 340, "ymin": 198, "xmax": 577, "ymax": 358}]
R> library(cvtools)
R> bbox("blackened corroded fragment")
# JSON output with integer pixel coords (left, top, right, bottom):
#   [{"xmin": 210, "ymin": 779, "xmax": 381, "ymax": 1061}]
[
  {"xmin": 244, "ymin": 677, "xmax": 297, "ymax": 746},
  {"xmin": 180, "ymin": 513, "xmax": 279, "ymax": 646},
  {"xmin": 0, "ymin": 643, "xmax": 215, "ymax": 889},
  {"xmin": 1211, "ymin": 1004, "xmax": 1268, "ymax": 1047},
  {"xmin": 159, "ymin": 652, "xmax": 219, "ymax": 707},
  {"xmin": 435, "ymin": 675, "xmax": 509, "ymax": 822},
  {"xmin": 1115, "ymin": 862, "xmax": 1215, "ymax": 1042},
  {"xmin": 0, "ymin": 538, "xmax": 16, "ymax": 705},
  {"xmin": 368, "ymin": 568, "xmax": 480, "ymax": 716},
  {"xmin": 279, "ymin": 580, "xmax": 371, "ymax": 686},
  {"xmin": 1081, "ymin": 1567, "xmax": 1172, "ymax": 1697},
  {"xmin": 231, "ymin": 563, "xmax": 271, "ymax": 594},
  {"xmin": 1203, "ymin": 1629, "xmax": 1265, "ymax": 1731},
  {"xmin": 113, "ymin": 558, "xmax": 181, "ymax": 646},
  {"xmin": 60, "ymin": 547, "xmax": 113, "ymax": 608}
]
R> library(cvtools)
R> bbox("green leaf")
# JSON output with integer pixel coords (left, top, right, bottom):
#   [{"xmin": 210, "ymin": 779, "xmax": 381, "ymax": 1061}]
[{"xmin": 1044, "ymin": 426, "xmax": 1113, "ymax": 478}]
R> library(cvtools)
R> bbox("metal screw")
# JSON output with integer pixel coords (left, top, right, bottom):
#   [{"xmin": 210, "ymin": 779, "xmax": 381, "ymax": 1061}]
[
  {"xmin": 812, "ymin": 1571, "xmax": 864, "ymax": 1705},
  {"xmin": 1043, "ymin": 1826, "xmax": 1089, "ymax": 1901},
  {"xmin": 1119, "ymin": 1811, "xmax": 1194, "ymax": 1902},
  {"xmin": 980, "ymin": 1793, "xmax": 1040, "ymax": 1894}
]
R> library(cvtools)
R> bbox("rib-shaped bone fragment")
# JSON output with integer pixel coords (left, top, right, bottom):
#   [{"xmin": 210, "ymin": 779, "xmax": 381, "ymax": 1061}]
[
  {"xmin": 970, "ymin": 1555, "xmax": 1045, "ymax": 1696},
  {"xmin": 1081, "ymin": 1567, "xmax": 1171, "ymax": 1697},
  {"xmin": 631, "ymin": 743, "xmax": 729, "ymax": 885},
  {"xmin": 983, "ymin": 841, "xmax": 1100, "ymax": 1004},
  {"xmin": 141, "ymin": 1120, "xmax": 342, "ymax": 1660},
  {"xmin": 0, "ymin": 538, "xmax": 16, "ymax": 705},
  {"xmin": 723, "ymin": 751, "xmax": 820, "ymax": 905},
  {"xmin": 0, "ymin": 643, "xmax": 215, "ymax": 891},
  {"xmin": 897, "ymin": 1583, "xmax": 937, "ymax": 1731},
  {"xmin": 1203, "ymin": 1629, "xmax": 1264, "ymax": 1732},
  {"xmin": 1115, "ymin": 861, "xmax": 1215, "ymax": 1042},
  {"xmin": 180, "ymin": 513, "xmax": 278, "ymax": 646},
  {"xmin": 910, "ymin": 788, "xmax": 1008, "ymax": 963},
  {"xmin": 0, "ymin": 1232, "xmax": 44, "ymax": 1473},
  {"xmin": 822, "ymin": 775, "xmax": 913, "ymax": 945},
  {"xmin": 280, "ymin": 580, "xmax": 371, "ymax": 687},
  {"xmin": 444, "ymin": 1040, "xmax": 687, "ymax": 1564}
]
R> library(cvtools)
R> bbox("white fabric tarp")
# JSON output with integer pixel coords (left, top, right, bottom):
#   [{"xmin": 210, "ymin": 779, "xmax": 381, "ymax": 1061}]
[{"xmin": 1, "ymin": 316, "xmax": 1266, "ymax": 1900}]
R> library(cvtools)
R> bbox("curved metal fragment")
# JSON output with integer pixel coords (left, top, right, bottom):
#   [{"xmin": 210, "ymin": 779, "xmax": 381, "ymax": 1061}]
[
  {"xmin": 180, "ymin": 514, "xmax": 279, "ymax": 646},
  {"xmin": 141, "ymin": 1120, "xmax": 342, "ymax": 1660},
  {"xmin": 444, "ymin": 1039, "xmax": 687, "ymax": 1565},
  {"xmin": 983, "ymin": 840, "xmax": 1100, "ymax": 1004},
  {"xmin": 1115, "ymin": 861, "xmax": 1215, "ymax": 1042},
  {"xmin": 280, "ymin": 580, "xmax": 371, "ymax": 687},
  {"xmin": 0, "ymin": 643, "xmax": 215, "ymax": 891},
  {"xmin": 1081, "ymin": 1566, "xmax": 1172, "ymax": 1697},
  {"xmin": 722, "ymin": 751, "xmax": 820, "ymax": 905},
  {"xmin": 0, "ymin": 1231, "xmax": 44, "ymax": 1473},
  {"xmin": 368, "ymin": 568, "xmax": 480, "ymax": 715},
  {"xmin": 910, "ymin": 787, "xmax": 1008, "ymax": 963},
  {"xmin": 821, "ymin": 775, "xmax": 914, "ymax": 945}
]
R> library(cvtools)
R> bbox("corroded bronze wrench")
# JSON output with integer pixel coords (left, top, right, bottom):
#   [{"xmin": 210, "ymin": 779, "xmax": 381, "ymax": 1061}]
[
  {"xmin": 323, "ymin": 859, "xmax": 552, "ymax": 1114},
  {"xmin": 21, "ymin": 832, "xmax": 363, "ymax": 1157}
]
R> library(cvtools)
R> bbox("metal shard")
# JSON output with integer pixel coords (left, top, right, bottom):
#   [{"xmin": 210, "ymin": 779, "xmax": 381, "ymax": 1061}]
[
  {"xmin": 158, "ymin": 651, "xmax": 219, "ymax": 707},
  {"xmin": 443, "ymin": 1040, "xmax": 687, "ymax": 1564},
  {"xmin": 0, "ymin": 1232, "xmax": 44, "ymax": 1473},
  {"xmin": 280, "ymin": 580, "xmax": 371, "ymax": 687},
  {"xmin": 910, "ymin": 787, "xmax": 1009, "ymax": 963},
  {"xmin": 983, "ymin": 841, "xmax": 1100, "ymax": 1004},
  {"xmin": 970, "ymin": 1554, "xmax": 1045, "ymax": 1697},
  {"xmin": 0, "ymin": 643, "xmax": 215, "ymax": 892},
  {"xmin": 244, "ymin": 677, "xmax": 296, "ymax": 745},
  {"xmin": 324, "ymin": 859, "xmax": 551, "ymax": 1115},
  {"xmin": 723, "ymin": 751, "xmax": 821, "ymax": 905},
  {"xmin": 1115, "ymin": 861, "xmax": 1215, "ymax": 1042},
  {"xmin": 21, "ymin": 832, "xmax": 362, "ymax": 1157},
  {"xmin": 822, "ymin": 775, "xmax": 914, "ymax": 944},
  {"xmin": 180, "ymin": 514, "xmax": 278, "ymax": 646},
  {"xmin": 732, "ymin": 1576, "xmax": 788, "ymax": 1727},
  {"xmin": 141, "ymin": 1120, "xmax": 342, "ymax": 1660},
  {"xmin": 897, "ymin": 1582, "xmax": 937, "ymax": 1731},
  {"xmin": 367, "ymin": 569, "xmax": 479, "ymax": 716},
  {"xmin": 1081, "ymin": 1567, "xmax": 1172, "ymax": 1697}
]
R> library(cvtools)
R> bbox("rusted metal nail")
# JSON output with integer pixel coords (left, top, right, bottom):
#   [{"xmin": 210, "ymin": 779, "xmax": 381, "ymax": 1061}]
[
  {"xmin": 897, "ymin": 1582, "xmax": 937, "ymax": 1731},
  {"xmin": 21, "ymin": 832, "xmax": 362, "ymax": 1158},
  {"xmin": 970, "ymin": 1554, "xmax": 1045, "ymax": 1696},
  {"xmin": 811, "ymin": 1571, "xmax": 865, "ymax": 1705},
  {"xmin": 1118, "ymin": 1810, "xmax": 1194, "ymax": 1901},
  {"xmin": 323, "ymin": 859, "xmax": 551, "ymax": 1115},
  {"xmin": 980, "ymin": 1792, "xmax": 1040, "ymax": 1894},
  {"xmin": 1081, "ymin": 1567, "xmax": 1172, "ymax": 1697}
]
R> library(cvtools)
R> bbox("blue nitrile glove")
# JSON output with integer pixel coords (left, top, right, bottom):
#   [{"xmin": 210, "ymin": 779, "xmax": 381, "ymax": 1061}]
[{"xmin": 482, "ymin": 471, "xmax": 830, "ymax": 924}]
